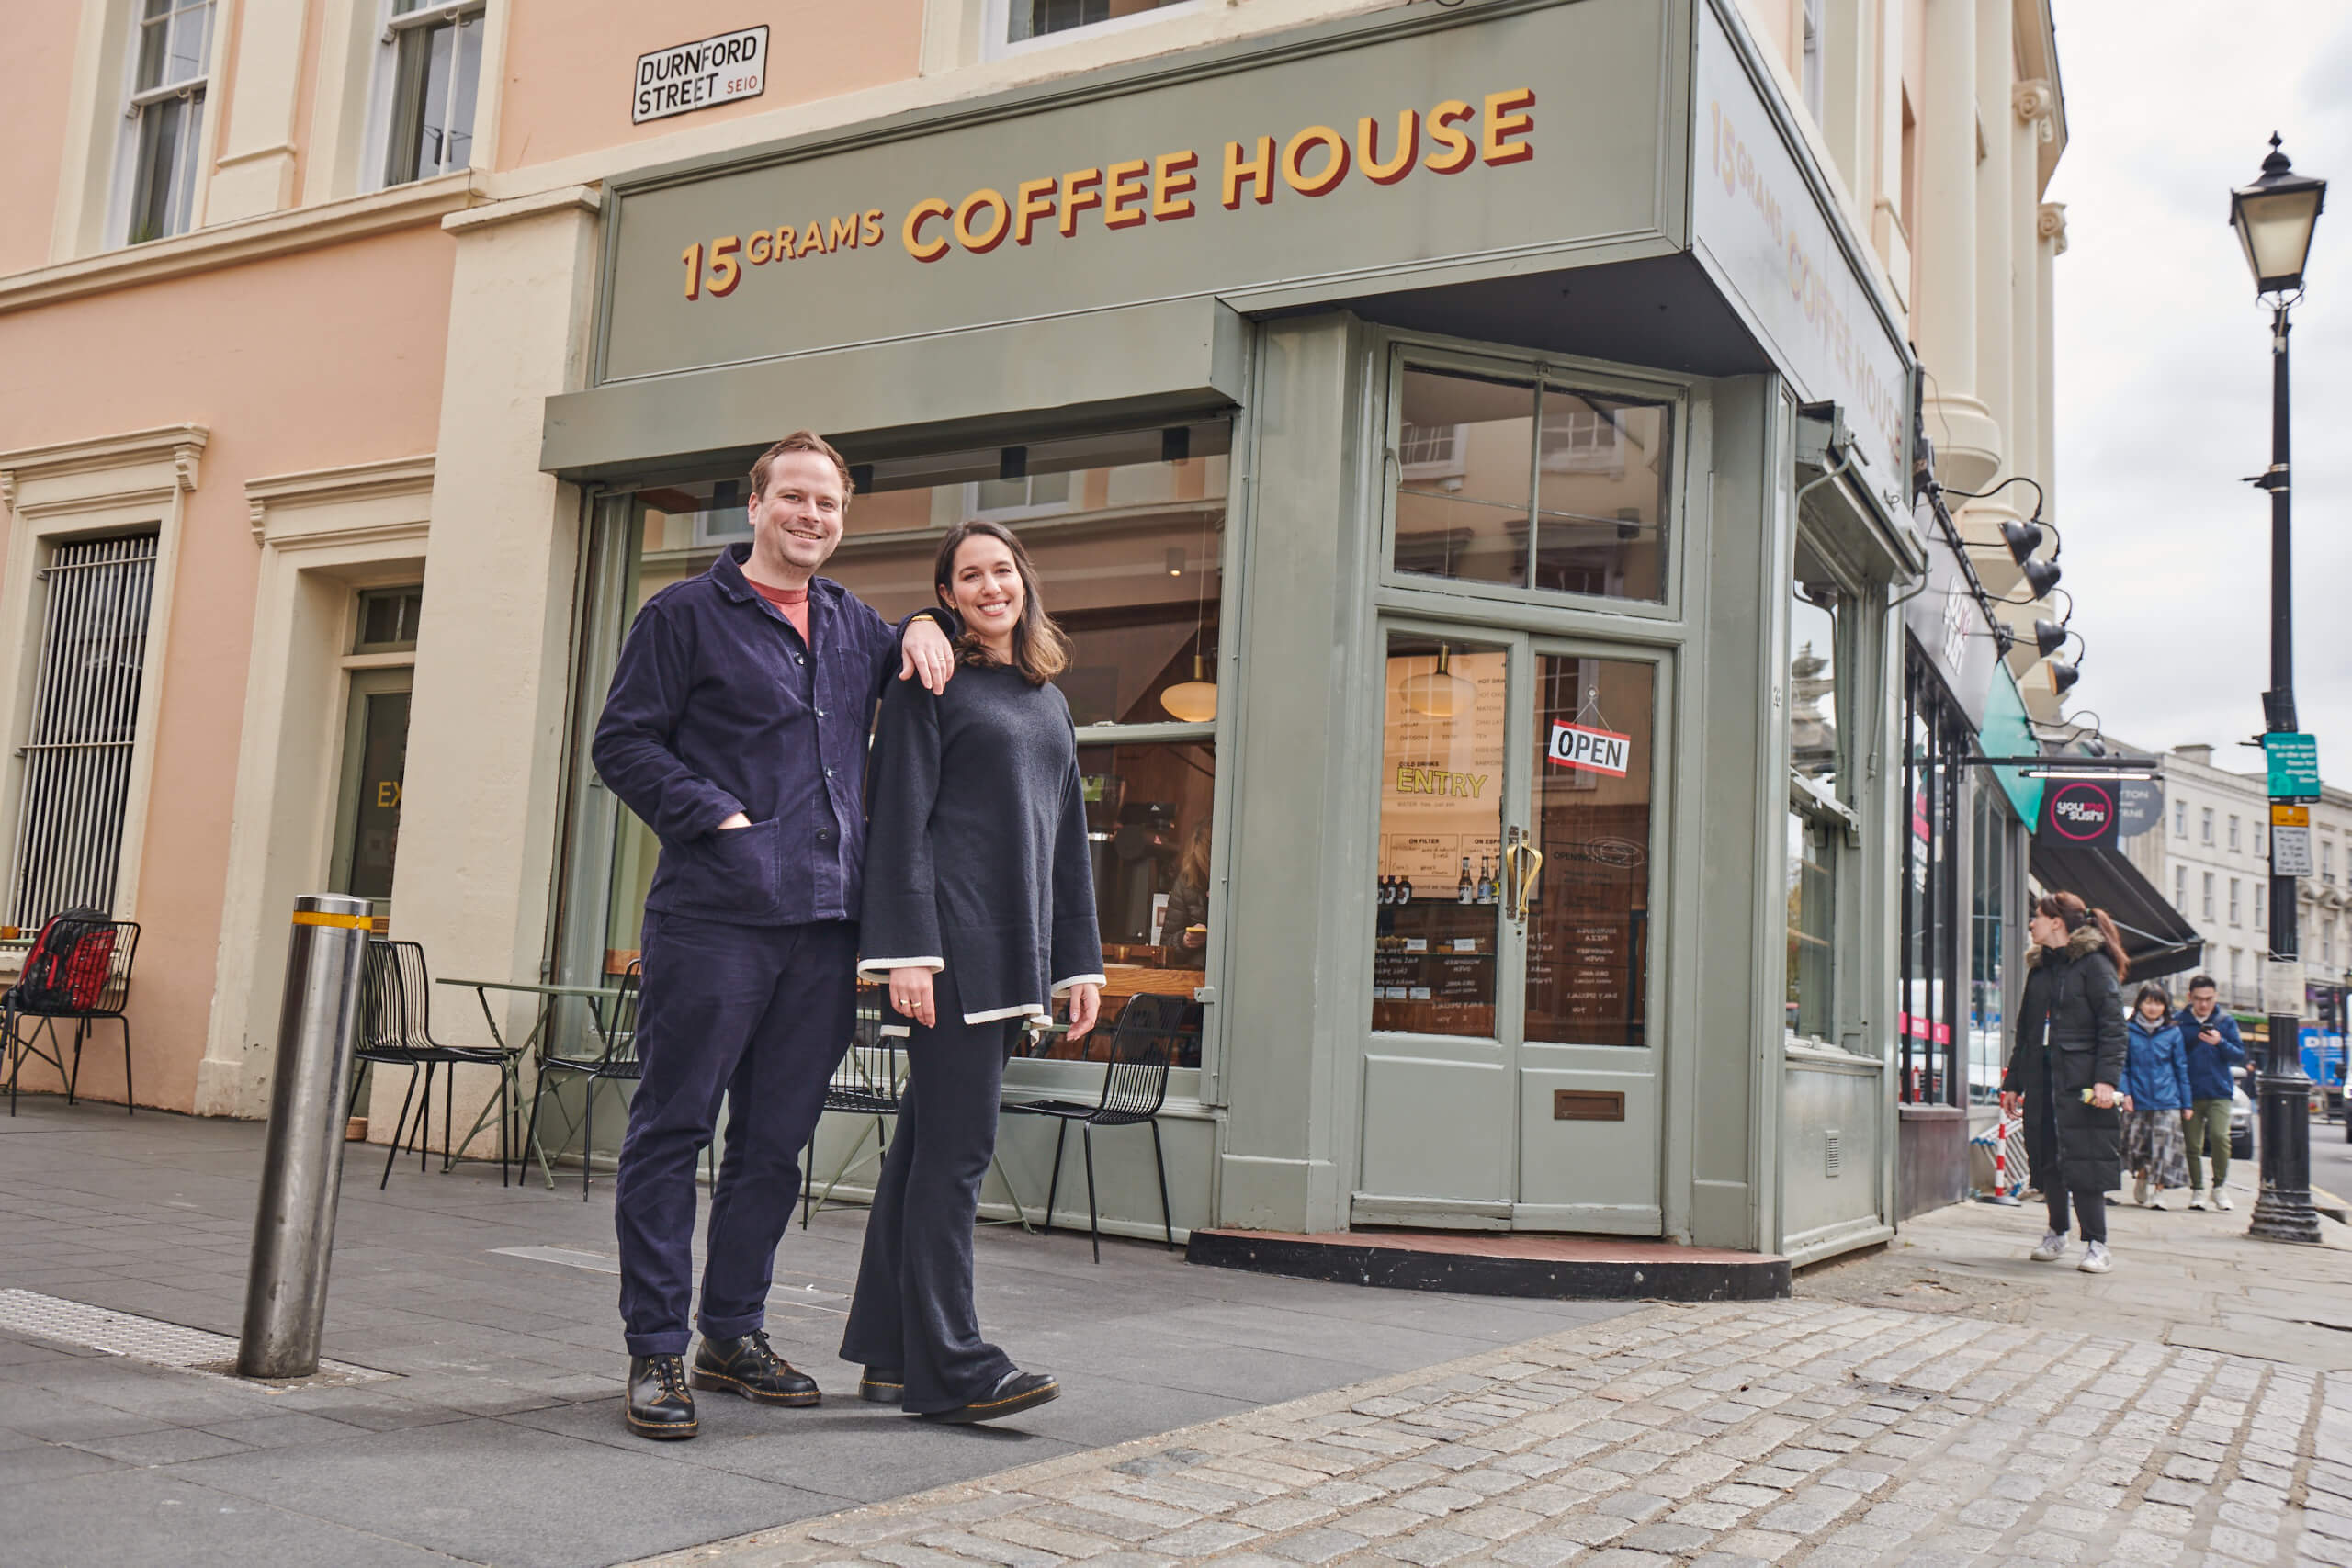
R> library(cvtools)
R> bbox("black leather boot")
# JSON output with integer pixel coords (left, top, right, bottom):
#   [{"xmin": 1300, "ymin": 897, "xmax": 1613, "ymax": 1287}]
[
  {"xmin": 691, "ymin": 1330, "xmax": 820, "ymax": 1406},
  {"xmin": 858, "ymin": 1367, "xmax": 903, "ymax": 1404},
  {"xmin": 626, "ymin": 1354, "xmax": 697, "ymax": 1440},
  {"xmin": 922, "ymin": 1369, "xmax": 1059, "ymax": 1425}
]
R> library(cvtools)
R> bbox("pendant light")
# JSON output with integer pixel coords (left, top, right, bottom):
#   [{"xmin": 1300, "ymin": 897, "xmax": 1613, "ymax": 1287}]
[
  {"xmin": 1401, "ymin": 644, "xmax": 1475, "ymax": 719},
  {"xmin": 1160, "ymin": 512, "xmax": 1218, "ymax": 722}
]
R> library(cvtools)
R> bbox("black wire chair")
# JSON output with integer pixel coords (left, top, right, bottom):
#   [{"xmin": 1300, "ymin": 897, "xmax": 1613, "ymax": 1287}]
[
  {"xmin": 4, "ymin": 918, "xmax": 139, "ymax": 1115},
  {"xmin": 523, "ymin": 962, "xmax": 642, "ymax": 1200},
  {"xmin": 1004, "ymin": 992, "xmax": 1186, "ymax": 1262},
  {"xmin": 801, "ymin": 1000, "xmax": 902, "ymax": 1227},
  {"xmin": 353, "ymin": 941, "xmax": 520, "ymax": 1190}
]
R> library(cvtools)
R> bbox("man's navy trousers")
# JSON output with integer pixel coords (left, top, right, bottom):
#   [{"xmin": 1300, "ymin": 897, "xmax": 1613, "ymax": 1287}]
[{"xmin": 614, "ymin": 910, "xmax": 856, "ymax": 1357}]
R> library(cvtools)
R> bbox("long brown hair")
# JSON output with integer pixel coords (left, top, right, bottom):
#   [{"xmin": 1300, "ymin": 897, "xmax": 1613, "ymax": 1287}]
[
  {"xmin": 2036, "ymin": 889, "xmax": 2129, "ymax": 980},
  {"xmin": 933, "ymin": 520, "xmax": 1069, "ymax": 685}
]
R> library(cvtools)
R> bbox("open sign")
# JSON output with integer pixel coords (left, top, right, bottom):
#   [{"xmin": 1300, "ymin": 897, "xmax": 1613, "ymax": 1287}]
[{"xmin": 1547, "ymin": 721, "xmax": 1631, "ymax": 776}]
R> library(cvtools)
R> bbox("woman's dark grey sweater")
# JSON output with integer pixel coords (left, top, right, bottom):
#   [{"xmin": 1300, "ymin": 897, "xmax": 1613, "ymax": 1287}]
[{"xmin": 857, "ymin": 660, "xmax": 1104, "ymax": 1028}]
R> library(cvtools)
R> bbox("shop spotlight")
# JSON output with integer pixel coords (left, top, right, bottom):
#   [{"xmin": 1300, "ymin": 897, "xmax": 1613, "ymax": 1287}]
[
  {"xmin": 2047, "ymin": 660, "xmax": 2081, "ymax": 696},
  {"xmin": 1999, "ymin": 519, "xmax": 2044, "ymax": 565},
  {"xmin": 2083, "ymin": 739, "xmax": 2109, "ymax": 757},
  {"xmin": 2020, "ymin": 558, "xmax": 2063, "ymax": 599},
  {"xmin": 2033, "ymin": 619, "xmax": 2069, "ymax": 659}
]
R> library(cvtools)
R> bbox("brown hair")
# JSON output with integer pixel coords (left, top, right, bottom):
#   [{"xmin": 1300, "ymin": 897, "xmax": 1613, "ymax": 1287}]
[
  {"xmin": 933, "ymin": 520, "xmax": 1070, "ymax": 685},
  {"xmin": 749, "ymin": 431, "xmax": 854, "ymax": 506},
  {"xmin": 1178, "ymin": 819, "xmax": 1214, "ymax": 892},
  {"xmin": 2035, "ymin": 889, "xmax": 2130, "ymax": 980}
]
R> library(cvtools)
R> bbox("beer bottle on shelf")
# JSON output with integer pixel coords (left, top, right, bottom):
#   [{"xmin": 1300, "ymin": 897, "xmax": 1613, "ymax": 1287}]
[
  {"xmin": 1457, "ymin": 856, "xmax": 1475, "ymax": 904},
  {"xmin": 1398, "ymin": 873, "xmax": 1415, "ymax": 903}
]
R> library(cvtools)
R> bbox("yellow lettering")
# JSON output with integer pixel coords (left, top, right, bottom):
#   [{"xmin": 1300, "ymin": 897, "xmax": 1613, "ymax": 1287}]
[
  {"xmin": 903, "ymin": 198, "xmax": 952, "ymax": 262},
  {"xmin": 860, "ymin": 208, "xmax": 884, "ymax": 247},
  {"xmin": 1058, "ymin": 167, "xmax": 1102, "ymax": 236},
  {"xmin": 746, "ymin": 230, "xmax": 773, "ymax": 265},
  {"xmin": 1104, "ymin": 158, "xmax": 1150, "ymax": 229},
  {"xmin": 1425, "ymin": 99, "xmax": 1476, "ymax": 175},
  {"xmin": 1014, "ymin": 176, "xmax": 1058, "ymax": 246},
  {"xmin": 1281, "ymin": 125, "xmax": 1350, "ymax": 197},
  {"xmin": 829, "ymin": 214, "xmax": 858, "ymax": 251},
  {"xmin": 376, "ymin": 781, "xmax": 401, "ymax": 808},
  {"xmin": 954, "ymin": 188, "xmax": 1010, "ymax": 254},
  {"xmin": 1359, "ymin": 109, "xmax": 1418, "ymax": 185},
  {"xmin": 799, "ymin": 220, "xmax": 827, "ymax": 254},
  {"xmin": 706, "ymin": 235, "xmax": 741, "ymax": 297},
  {"xmin": 1482, "ymin": 88, "xmax": 1536, "ymax": 165},
  {"xmin": 1221, "ymin": 136, "xmax": 1274, "ymax": 208},
  {"xmin": 1153, "ymin": 150, "xmax": 1199, "ymax": 220}
]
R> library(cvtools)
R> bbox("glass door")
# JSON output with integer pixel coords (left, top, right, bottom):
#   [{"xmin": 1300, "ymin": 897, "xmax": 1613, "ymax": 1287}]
[
  {"xmin": 1358, "ymin": 626, "xmax": 1667, "ymax": 1233},
  {"xmin": 329, "ymin": 668, "xmax": 413, "ymax": 923}
]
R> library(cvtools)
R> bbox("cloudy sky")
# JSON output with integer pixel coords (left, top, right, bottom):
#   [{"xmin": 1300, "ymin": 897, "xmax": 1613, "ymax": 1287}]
[{"xmin": 2046, "ymin": 2, "xmax": 2352, "ymax": 782}]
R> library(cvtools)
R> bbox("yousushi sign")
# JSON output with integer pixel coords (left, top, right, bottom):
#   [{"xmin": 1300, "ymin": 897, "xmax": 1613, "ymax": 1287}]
[{"xmin": 1548, "ymin": 722, "xmax": 1631, "ymax": 776}]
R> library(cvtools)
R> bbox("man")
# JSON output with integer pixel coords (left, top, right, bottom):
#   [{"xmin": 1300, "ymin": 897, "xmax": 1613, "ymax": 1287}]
[
  {"xmin": 592, "ymin": 431, "xmax": 957, "ymax": 1440},
  {"xmin": 2175, "ymin": 974, "xmax": 2245, "ymax": 1213}
]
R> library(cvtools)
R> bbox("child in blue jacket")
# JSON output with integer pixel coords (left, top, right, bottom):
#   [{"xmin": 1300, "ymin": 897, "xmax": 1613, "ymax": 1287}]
[{"xmin": 2121, "ymin": 982, "xmax": 2191, "ymax": 1208}]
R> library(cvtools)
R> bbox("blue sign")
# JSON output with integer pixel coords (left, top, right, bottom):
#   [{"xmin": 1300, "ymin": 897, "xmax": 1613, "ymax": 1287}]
[
  {"xmin": 2301, "ymin": 1026, "xmax": 2346, "ymax": 1089},
  {"xmin": 2266, "ymin": 732, "xmax": 2322, "ymax": 799}
]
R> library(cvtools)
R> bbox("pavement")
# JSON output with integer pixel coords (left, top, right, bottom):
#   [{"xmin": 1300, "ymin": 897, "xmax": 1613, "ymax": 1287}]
[{"xmin": 1, "ymin": 1096, "xmax": 2349, "ymax": 1567}]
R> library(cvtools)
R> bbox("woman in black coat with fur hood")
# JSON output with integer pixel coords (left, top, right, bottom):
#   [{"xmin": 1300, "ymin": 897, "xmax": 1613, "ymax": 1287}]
[{"xmin": 1999, "ymin": 890, "xmax": 2131, "ymax": 1273}]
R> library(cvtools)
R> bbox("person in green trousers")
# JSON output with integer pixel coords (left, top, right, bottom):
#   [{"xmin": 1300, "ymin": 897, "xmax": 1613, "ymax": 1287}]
[{"xmin": 2175, "ymin": 974, "xmax": 2246, "ymax": 1212}]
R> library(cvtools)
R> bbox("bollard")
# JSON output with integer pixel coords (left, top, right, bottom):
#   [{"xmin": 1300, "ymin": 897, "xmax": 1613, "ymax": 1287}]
[{"xmin": 237, "ymin": 893, "xmax": 372, "ymax": 1379}]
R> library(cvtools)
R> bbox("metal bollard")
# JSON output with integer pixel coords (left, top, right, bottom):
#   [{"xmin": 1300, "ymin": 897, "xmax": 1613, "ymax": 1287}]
[{"xmin": 237, "ymin": 894, "xmax": 373, "ymax": 1379}]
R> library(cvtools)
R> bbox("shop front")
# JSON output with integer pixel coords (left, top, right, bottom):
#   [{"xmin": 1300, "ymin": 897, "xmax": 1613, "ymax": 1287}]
[{"xmin": 530, "ymin": 0, "xmax": 1919, "ymax": 1259}]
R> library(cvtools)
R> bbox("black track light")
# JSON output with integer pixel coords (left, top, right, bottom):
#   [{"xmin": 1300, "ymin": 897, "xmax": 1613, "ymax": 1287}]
[
  {"xmin": 2000, "ymin": 519, "xmax": 2044, "ymax": 566},
  {"xmin": 2033, "ymin": 619, "xmax": 2069, "ymax": 659},
  {"xmin": 2020, "ymin": 558, "xmax": 2063, "ymax": 599},
  {"xmin": 2049, "ymin": 660, "xmax": 2082, "ymax": 696}
]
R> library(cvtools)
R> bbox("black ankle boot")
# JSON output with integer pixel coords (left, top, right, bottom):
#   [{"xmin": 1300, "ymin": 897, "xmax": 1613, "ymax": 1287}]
[
  {"xmin": 858, "ymin": 1367, "xmax": 904, "ymax": 1404},
  {"xmin": 692, "ymin": 1330, "xmax": 820, "ymax": 1406},
  {"xmin": 626, "ymin": 1354, "xmax": 697, "ymax": 1439},
  {"xmin": 922, "ymin": 1369, "xmax": 1059, "ymax": 1425}
]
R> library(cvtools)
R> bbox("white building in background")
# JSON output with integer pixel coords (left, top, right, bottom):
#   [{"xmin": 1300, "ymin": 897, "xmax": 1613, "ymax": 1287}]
[{"xmin": 2120, "ymin": 743, "xmax": 2352, "ymax": 1017}]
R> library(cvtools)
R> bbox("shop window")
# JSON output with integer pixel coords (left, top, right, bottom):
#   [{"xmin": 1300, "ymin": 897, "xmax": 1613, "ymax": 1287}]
[
  {"xmin": 1968, "ymin": 784, "xmax": 2015, "ymax": 1104},
  {"xmin": 5, "ymin": 534, "xmax": 159, "ymax": 929},
  {"xmin": 990, "ymin": 0, "xmax": 1201, "ymax": 53},
  {"xmin": 1391, "ymin": 364, "xmax": 1671, "ymax": 604},
  {"xmin": 1900, "ymin": 659, "xmax": 1967, "ymax": 1105},
  {"xmin": 1785, "ymin": 541, "xmax": 1849, "ymax": 1045},
  {"xmin": 555, "ymin": 423, "xmax": 1228, "ymax": 1070},
  {"xmin": 375, "ymin": 0, "xmax": 484, "ymax": 187},
  {"xmin": 117, "ymin": 0, "xmax": 214, "ymax": 244}
]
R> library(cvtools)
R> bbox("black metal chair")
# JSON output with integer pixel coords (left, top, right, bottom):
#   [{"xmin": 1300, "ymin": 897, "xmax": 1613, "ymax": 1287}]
[
  {"xmin": 353, "ymin": 941, "xmax": 519, "ymax": 1190},
  {"xmin": 3, "ymin": 917, "xmax": 139, "ymax": 1116},
  {"xmin": 523, "ymin": 962, "xmax": 642, "ymax": 1200},
  {"xmin": 1004, "ymin": 992, "xmax": 1187, "ymax": 1262},
  {"xmin": 801, "ymin": 1000, "xmax": 903, "ymax": 1227}
]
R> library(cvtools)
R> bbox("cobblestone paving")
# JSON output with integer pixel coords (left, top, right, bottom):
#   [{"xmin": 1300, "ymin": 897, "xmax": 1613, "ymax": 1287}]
[{"xmin": 645, "ymin": 1300, "xmax": 2350, "ymax": 1568}]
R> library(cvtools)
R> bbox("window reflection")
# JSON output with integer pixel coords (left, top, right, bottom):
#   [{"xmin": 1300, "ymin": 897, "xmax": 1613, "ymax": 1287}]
[{"xmin": 1785, "ymin": 544, "xmax": 1844, "ymax": 1043}]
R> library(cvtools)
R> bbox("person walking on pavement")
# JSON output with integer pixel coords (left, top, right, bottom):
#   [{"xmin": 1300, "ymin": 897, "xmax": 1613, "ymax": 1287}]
[
  {"xmin": 591, "ymin": 432, "xmax": 961, "ymax": 1441},
  {"xmin": 2177, "ymin": 974, "xmax": 2246, "ymax": 1211},
  {"xmin": 2000, "ymin": 890, "xmax": 2130, "ymax": 1273},
  {"xmin": 2121, "ymin": 982, "xmax": 2192, "ymax": 1209},
  {"xmin": 842, "ymin": 520, "xmax": 1105, "ymax": 1425}
]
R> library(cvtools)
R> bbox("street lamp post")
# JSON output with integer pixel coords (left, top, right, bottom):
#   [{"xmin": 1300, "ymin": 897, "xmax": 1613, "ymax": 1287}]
[{"xmin": 2231, "ymin": 134, "xmax": 2327, "ymax": 1245}]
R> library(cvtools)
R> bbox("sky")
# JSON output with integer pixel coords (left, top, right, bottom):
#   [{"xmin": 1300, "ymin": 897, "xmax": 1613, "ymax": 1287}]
[{"xmin": 2047, "ymin": 1, "xmax": 2352, "ymax": 782}]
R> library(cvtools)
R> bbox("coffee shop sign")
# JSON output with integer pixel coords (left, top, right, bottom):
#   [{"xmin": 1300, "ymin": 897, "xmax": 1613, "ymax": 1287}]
[{"xmin": 676, "ymin": 90, "xmax": 1537, "ymax": 300}]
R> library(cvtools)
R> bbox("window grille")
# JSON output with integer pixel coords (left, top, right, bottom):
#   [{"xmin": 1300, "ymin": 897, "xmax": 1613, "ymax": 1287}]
[{"xmin": 7, "ymin": 534, "xmax": 159, "ymax": 927}]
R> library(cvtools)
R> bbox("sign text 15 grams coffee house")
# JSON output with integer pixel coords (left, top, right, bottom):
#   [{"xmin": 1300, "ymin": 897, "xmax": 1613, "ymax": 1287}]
[{"xmin": 543, "ymin": 0, "xmax": 1921, "ymax": 1269}]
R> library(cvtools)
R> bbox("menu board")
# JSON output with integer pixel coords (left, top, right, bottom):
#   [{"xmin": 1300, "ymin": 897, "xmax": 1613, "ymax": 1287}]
[{"xmin": 1378, "ymin": 650, "xmax": 1507, "ymax": 890}]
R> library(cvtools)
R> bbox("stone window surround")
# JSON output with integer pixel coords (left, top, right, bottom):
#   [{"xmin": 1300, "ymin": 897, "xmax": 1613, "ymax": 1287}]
[{"xmin": 0, "ymin": 424, "xmax": 206, "ymax": 934}]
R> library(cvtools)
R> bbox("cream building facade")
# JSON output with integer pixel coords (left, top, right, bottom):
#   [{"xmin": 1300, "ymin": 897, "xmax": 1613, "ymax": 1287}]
[{"xmin": 0, "ymin": 0, "xmax": 2070, "ymax": 1256}]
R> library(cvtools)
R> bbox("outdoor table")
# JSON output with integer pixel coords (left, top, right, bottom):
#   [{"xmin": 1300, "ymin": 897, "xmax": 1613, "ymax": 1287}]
[{"xmin": 436, "ymin": 976, "xmax": 628, "ymax": 1190}]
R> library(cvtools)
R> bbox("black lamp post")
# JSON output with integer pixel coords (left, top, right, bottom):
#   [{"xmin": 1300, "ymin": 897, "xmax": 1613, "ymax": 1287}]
[{"xmin": 2231, "ymin": 134, "xmax": 2327, "ymax": 1245}]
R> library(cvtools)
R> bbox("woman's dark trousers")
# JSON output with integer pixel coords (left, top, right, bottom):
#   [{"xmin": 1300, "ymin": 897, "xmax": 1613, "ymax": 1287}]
[
  {"xmin": 841, "ymin": 966, "xmax": 1019, "ymax": 1414},
  {"xmin": 2045, "ymin": 1183, "xmax": 2107, "ymax": 1245}
]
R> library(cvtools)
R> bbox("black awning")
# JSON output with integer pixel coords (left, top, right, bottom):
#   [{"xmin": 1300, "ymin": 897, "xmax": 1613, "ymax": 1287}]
[{"xmin": 2030, "ymin": 840, "xmax": 2207, "ymax": 982}]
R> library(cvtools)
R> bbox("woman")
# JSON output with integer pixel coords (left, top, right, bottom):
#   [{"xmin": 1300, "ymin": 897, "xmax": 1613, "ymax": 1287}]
[
  {"xmin": 842, "ymin": 520, "xmax": 1104, "ymax": 1424},
  {"xmin": 2120, "ymin": 981, "xmax": 2191, "ymax": 1209},
  {"xmin": 1164, "ymin": 818, "xmax": 1213, "ymax": 969},
  {"xmin": 1998, "ymin": 890, "xmax": 2129, "ymax": 1273}
]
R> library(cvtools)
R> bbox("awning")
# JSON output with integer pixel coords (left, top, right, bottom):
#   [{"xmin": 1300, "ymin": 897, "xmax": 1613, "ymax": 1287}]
[{"xmin": 2029, "ymin": 840, "xmax": 2206, "ymax": 981}]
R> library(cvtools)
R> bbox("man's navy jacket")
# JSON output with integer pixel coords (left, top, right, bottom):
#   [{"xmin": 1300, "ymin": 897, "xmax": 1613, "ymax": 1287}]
[
  {"xmin": 591, "ymin": 543, "xmax": 940, "ymax": 928},
  {"xmin": 2175, "ymin": 1005, "xmax": 2246, "ymax": 1103}
]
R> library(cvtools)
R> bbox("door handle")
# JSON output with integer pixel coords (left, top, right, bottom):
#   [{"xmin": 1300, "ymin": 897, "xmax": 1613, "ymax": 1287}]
[{"xmin": 1502, "ymin": 829, "xmax": 1544, "ymax": 925}]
